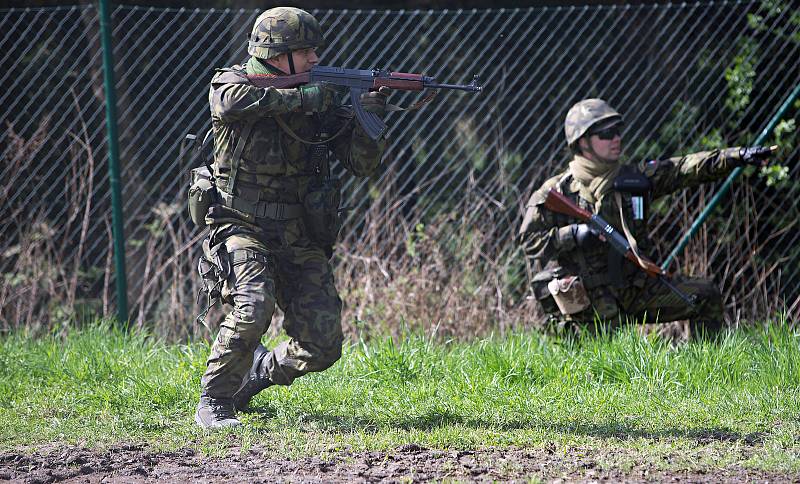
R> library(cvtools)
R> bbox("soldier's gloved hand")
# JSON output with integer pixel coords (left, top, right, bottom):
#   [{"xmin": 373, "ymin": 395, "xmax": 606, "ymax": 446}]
[
  {"xmin": 572, "ymin": 223, "xmax": 604, "ymax": 250},
  {"xmin": 360, "ymin": 86, "xmax": 391, "ymax": 116},
  {"xmin": 299, "ymin": 83, "xmax": 337, "ymax": 113},
  {"xmin": 738, "ymin": 146, "xmax": 775, "ymax": 166}
]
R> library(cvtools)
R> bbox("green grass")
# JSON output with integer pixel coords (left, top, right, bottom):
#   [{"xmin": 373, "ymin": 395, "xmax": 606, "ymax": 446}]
[{"xmin": 1, "ymin": 319, "xmax": 799, "ymax": 473}]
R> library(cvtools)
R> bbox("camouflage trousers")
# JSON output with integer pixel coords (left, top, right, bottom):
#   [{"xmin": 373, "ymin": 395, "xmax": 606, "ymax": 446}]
[
  {"xmin": 200, "ymin": 241, "xmax": 343, "ymax": 399},
  {"xmin": 559, "ymin": 274, "xmax": 723, "ymax": 331}
]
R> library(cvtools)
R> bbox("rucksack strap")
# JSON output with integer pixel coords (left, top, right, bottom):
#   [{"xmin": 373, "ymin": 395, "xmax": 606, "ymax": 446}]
[{"xmin": 227, "ymin": 122, "xmax": 253, "ymax": 196}]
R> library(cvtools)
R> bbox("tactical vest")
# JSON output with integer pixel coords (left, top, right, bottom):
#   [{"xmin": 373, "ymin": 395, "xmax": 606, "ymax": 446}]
[
  {"xmin": 553, "ymin": 172, "xmax": 611, "ymax": 288},
  {"xmin": 209, "ymin": 67, "xmax": 350, "ymax": 218}
]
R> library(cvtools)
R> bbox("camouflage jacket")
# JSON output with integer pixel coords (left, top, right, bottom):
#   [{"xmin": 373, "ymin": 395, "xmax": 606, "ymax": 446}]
[
  {"xmin": 208, "ymin": 64, "xmax": 385, "ymax": 205},
  {"xmin": 518, "ymin": 148, "xmax": 743, "ymax": 291}
]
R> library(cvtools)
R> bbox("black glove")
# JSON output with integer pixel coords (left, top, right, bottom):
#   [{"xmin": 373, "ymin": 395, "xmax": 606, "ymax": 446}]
[
  {"xmin": 359, "ymin": 86, "xmax": 391, "ymax": 116},
  {"xmin": 572, "ymin": 223, "xmax": 603, "ymax": 250},
  {"xmin": 738, "ymin": 146, "xmax": 774, "ymax": 166}
]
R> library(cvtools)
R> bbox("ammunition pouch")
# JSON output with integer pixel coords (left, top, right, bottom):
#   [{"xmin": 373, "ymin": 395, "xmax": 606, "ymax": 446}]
[
  {"xmin": 303, "ymin": 177, "xmax": 343, "ymax": 248},
  {"xmin": 188, "ymin": 166, "xmax": 218, "ymax": 227}
]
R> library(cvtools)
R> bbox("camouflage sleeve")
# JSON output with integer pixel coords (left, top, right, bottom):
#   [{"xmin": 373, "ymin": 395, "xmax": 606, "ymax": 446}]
[
  {"xmin": 518, "ymin": 185, "xmax": 578, "ymax": 261},
  {"xmin": 209, "ymin": 81, "xmax": 302, "ymax": 122},
  {"xmin": 639, "ymin": 147, "xmax": 742, "ymax": 200},
  {"xmin": 330, "ymin": 108, "xmax": 386, "ymax": 177}
]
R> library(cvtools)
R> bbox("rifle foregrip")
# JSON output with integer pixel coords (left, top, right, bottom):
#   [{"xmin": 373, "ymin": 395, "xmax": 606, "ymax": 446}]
[
  {"xmin": 625, "ymin": 252, "xmax": 663, "ymax": 277},
  {"xmin": 374, "ymin": 78, "xmax": 424, "ymax": 90}
]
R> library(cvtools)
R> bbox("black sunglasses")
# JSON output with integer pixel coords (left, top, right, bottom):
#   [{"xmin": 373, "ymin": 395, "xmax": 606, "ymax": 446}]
[{"xmin": 592, "ymin": 125, "xmax": 623, "ymax": 140}]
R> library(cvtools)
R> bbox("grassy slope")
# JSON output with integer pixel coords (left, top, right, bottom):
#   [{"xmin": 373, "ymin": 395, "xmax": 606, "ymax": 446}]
[{"xmin": 1, "ymin": 321, "xmax": 798, "ymax": 472}]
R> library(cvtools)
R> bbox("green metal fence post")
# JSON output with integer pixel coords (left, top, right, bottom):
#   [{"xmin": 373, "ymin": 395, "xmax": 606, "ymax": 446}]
[
  {"xmin": 98, "ymin": 0, "xmax": 129, "ymax": 326},
  {"xmin": 662, "ymin": 82, "xmax": 800, "ymax": 271}
]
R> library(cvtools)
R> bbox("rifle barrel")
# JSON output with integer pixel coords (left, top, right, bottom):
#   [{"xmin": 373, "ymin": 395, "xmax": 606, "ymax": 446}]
[
  {"xmin": 425, "ymin": 82, "xmax": 482, "ymax": 91},
  {"xmin": 658, "ymin": 275, "xmax": 697, "ymax": 307}
]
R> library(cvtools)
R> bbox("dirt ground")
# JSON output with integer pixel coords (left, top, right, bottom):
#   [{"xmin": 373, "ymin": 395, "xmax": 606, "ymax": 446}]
[{"xmin": 2, "ymin": 443, "xmax": 797, "ymax": 483}]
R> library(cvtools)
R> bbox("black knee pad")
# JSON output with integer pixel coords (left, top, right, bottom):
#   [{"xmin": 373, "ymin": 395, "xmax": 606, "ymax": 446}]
[{"xmin": 308, "ymin": 342, "xmax": 343, "ymax": 372}]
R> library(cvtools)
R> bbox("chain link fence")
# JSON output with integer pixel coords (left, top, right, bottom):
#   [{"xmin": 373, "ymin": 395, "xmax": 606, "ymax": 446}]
[{"xmin": 1, "ymin": 2, "xmax": 799, "ymax": 337}]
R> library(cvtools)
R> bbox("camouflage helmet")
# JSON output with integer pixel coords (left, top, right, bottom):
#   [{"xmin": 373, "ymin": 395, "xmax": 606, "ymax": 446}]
[
  {"xmin": 564, "ymin": 98, "xmax": 623, "ymax": 146},
  {"xmin": 247, "ymin": 7, "xmax": 325, "ymax": 60}
]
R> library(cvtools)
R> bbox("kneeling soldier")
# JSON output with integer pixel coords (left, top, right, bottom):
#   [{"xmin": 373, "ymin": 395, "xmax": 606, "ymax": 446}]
[{"xmin": 518, "ymin": 98, "xmax": 772, "ymax": 335}]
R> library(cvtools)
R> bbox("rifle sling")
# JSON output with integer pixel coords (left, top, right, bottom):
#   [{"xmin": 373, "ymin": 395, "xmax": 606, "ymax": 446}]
[
  {"xmin": 614, "ymin": 192, "xmax": 649, "ymax": 271},
  {"xmin": 273, "ymin": 114, "xmax": 350, "ymax": 145},
  {"xmin": 385, "ymin": 90, "xmax": 438, "ymax": 112}
]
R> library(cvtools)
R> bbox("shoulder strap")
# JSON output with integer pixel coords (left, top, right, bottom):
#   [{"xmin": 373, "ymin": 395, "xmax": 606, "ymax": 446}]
[
  {"xmin": 213, "ymin": 68, "xmax": 250, "ymax": 85},
  {"xmin": 216, "ymin": 66, "xmax": 349, "ymax": 146},
  {"xmin": 227, "ymin": 122, "xmax": 253, "ymax": 195},
  {"xmin": 557, "ymin": 172, "xmax": 572, "ymax": 191}
]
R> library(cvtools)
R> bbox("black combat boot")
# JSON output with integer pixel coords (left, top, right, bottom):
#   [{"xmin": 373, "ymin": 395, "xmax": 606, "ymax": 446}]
[
  {"xmin": 689, "ymin": 319, "xmax": 724, "ymax": 340},
  {"xmin": 233, "ymin": 344, "xmax": 273, "ymax": 410},
  {"xmin": 195, "ymin": 396, "xmax": 241, "ymax": 429}
]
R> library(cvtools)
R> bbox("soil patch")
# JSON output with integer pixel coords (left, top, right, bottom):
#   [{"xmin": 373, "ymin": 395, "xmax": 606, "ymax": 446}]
[{"xmin": 0, "ymin": 443, "xmax": 792, "ymax": 483}]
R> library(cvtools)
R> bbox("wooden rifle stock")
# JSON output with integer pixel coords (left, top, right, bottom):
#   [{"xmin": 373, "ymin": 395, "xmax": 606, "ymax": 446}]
[
  {"xmin": 248, "ymin": 72, "xmax": 310, "ymax": 89},
  {"xmin": 543, "ymin": 189, "xmax": 592, "ymax": 222}
]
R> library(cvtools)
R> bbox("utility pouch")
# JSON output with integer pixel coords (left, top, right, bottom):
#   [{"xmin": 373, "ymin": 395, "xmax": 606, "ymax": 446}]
[
  {"xmin": 547, "ymin": 276, "xmax": 591, "ymax": 315},
  {"xmin": 303, "ymin": 177, "xmax": 343, "ymax": 247},
  {"xmin": 188, "ymin": 166, "xmax": 217, "ymax": 227},
  {"xmin": 195, "ymin": 238, "xmax": 230, "ymax": 329},
  {"xmin": 197, "ymin": 255, "xmax": 221, "ymax": 301},
  {"xmin": 531, "ymin": 269, "xmax": 562, "ymax": 315},
  {"xmin": 198, "ymin": 239, "xmax": 230, "ymax": 298},
  {"xmin": 613, "ymin": 165, "xmax": 651, "ymax": 221},
  {"xmin": 612, "ymin": 167, "xmax": 651, "ymax": 195}
]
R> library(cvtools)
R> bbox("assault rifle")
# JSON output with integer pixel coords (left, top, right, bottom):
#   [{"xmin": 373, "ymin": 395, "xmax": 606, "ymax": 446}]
[
  {"xmin": 247, "ymin": 66, "xmax": 482, "ymax": 141},
  {"xmin": 544, "ymin": 189, "xmax": 696, "ymax": 307}
]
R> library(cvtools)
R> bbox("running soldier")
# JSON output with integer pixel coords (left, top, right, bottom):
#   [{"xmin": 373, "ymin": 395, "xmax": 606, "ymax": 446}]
[{"xmin": 194, "ymin": 7, "xmax": 388, "ymax": 428}]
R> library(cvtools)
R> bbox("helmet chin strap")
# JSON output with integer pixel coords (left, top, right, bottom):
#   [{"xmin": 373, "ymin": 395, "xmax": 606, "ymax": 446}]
[{"xmin": 286, "ymin": 51, "xmax": 296, "ymax": 75}]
